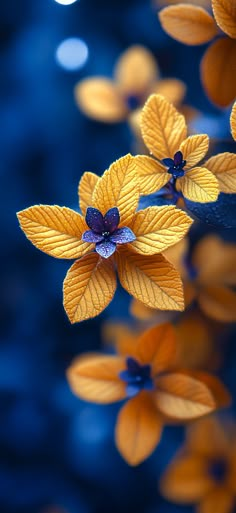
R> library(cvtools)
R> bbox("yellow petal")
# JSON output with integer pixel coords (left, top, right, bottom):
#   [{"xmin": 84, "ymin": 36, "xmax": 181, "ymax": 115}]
[
  {"xmin": 74, "ymin": 78, "xmax": 127, "ymax": 122},
  {"xmin": 129, "ymin": 205, "xmax": 193, "ymax": 255},
  {"xmin": 134, "ymin": 155, "xmax": 168, "ymax": 196},
  {"xmin": 204, "ymin": 153, "xmax": 236, "ymax": 194},
  {"xmin": 212, "ymin": 0, "xmax": 236, "ymax": 39},
  {"xmin": 158, "ymin": 5, "xmax": 218, "ymax": 45},
  {"xmin": 199, "ymin": 488, "xmax": 234, "ymax": 513},
  {"xmin": 198, "ymin": 285, "xmax": 236, "ymax": 322},
  {"xmin": 78, "ymin": 172, "xmax": 99, "ymax": 215},
  {"xmin": 92, "ymin": 153, "xmax": 139, "ymax": 226},
  {"xmin": 230, "ymin": 101, "xmax": 236, "ymax": 140},
  {"xmin": 17, "ymin": 205, "xmax": 91, "ymax": 259},
  {"xmin": 63, "ymin": 252, "xmax": 116, "ymax": 323},
  {"xmin": 115, "ymin": 45, "xmax": 158, "ymax": 96},
  {"xmin": 155, "ymin": 78, "xmax": 186, "ymax": 106},
  {"xmin": 136, "ymin": 323, "xmax": 176, "ymax": 374},
  {"xmin": 193, "ymin": 235, "xmax": 236, "ymax": 286},
  {"xmin": 155, "ymin": 372, "xmax": 217, "ymax": 419},
  {"xmin": 115, "ymin": 391, "xmax": 163, "ymax": 465},
  {"xmin": 160, "ymin": 454, "xmax": 212, "ymax": 503},
  {"xmin": 200, "ymin": 37, "xmax": 236, "ymax": 107},
  {"xmin": 141, "ymin": 94, "xmax": 187, "ymax": 160},
  {"xmin": 67, "ymin": 354, "xmax": 126, "ymax": 403},
  {"xmin": 180, "ymin": 134, "xmax": 209, "ymax": 169},
  {"xmin": 178, "ymin": 167, "xmax": 219, "ymax": 202},
  {"xmin": 116, "ymin": 249, "xmax": 184, "ymax": 311}
]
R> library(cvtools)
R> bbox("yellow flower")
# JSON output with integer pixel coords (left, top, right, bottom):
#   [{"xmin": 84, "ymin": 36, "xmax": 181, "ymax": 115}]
[
  {"xmin": 74, "ymin": 45, "xmax": 186, "ymax": 126},
  {"xmin": 135, "ymin": 94, "xmax": 219, "ymax": 203},
  {"xmin": 160, "ymin": 416, "xmax": 236, "ymax": 513},
  {"xmin": 67, "ymin": 323, "xmax": 230, "ymax": 466},
  {"xmin": 158, "ymin": 0, "xmax": 236, "ymax": 107},
  {"xmin": 17, "ymin": 154, "xmax": 192, "ymax": 323}
]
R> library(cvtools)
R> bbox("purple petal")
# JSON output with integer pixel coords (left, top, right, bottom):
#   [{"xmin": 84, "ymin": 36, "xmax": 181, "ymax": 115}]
[
  {"xmin": 126, "ymin": 384, "xmax": 139, "ymax": 397},
  {"xmin": 174, "ymin": 151, "xmax": 183, "ymax": 166},
  {"xmin": 85, "ymin": 207, "xmax": 104, "ymax": 233},
  {"xmin": 110, "ymin": 227, "xmax": 136, "ymax": 244},
  {"xmin": 162, "ymin": 158, "xmax": 174, "ymax": 167},
  {"xmin": 127, "ymin": 357, "xmax": 141, "ymax": 375},
  {"xmin": 82, "ymin": 230, "xmax": 104, "ymax": 243},
  {"xmin": 95, "ymin": 240, "xmax": 116, "ymax": 259},
  {"xmin": 103, "ymin": 207, "xmax": 120, "ymax": 233}
]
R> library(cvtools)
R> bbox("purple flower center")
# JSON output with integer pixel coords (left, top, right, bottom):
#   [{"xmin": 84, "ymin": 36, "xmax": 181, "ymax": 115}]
[
  {"xmin": 208, "ymin": 458, "xmax": 228, "ymax": 484},
  {"xmin": 119, "ymin": 357, "xmax": 154, "ymax": 397},
  {"xmin": 82, "ymin": 207, "xmax": 136, "ymax": 259},
  {"xmin": 162, "ymin": 151, "xmax": 186, "ymax": 179}
]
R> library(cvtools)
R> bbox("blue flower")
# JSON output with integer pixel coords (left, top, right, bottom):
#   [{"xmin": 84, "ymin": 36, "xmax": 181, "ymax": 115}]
[
  {"xmin": 119, "ymin": 357, "xmax": 154, "ymax": 397},
  {"xmin": 162, "ymin": 151, "xmax": 186, "ymax": 179}
]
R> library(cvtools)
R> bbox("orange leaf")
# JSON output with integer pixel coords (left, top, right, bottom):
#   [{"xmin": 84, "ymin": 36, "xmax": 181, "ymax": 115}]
[
  {"xmin": 102, "ymin": 322, "xmax": 139, "ymax": 357},
  {"xmin": 212, "ymin": 0, "xmax": 236, "ymax": 39},
  {"xmin": 67, "ymin": 354, "xmax": 126, "ymax": 403},
  {"xmin": 199, "ymin": 488, "xmax": 234, "ymax": 513},
  {"xmin": 92, "ymin": 154, "xmax": 139, "ymax": 226},
  {"xmin": 193, "ymin": 235, "xmax": 236, "ymax": 286},
  {"xmin": 63, "ymin": 252, "xmax": 116, "ymax": 323},
  {"xmin": 175, "ymin": 310, "xmax": 214, "ymax": 369},
  {"xmin": 155, "ymin": 78, "xmax": 186, "ymax": 106},
  {"xmin": 115, "ymin": 45, "xmax": 158, "ymax": 95},
  {"xmin": 74, "ymin": 78, "xmax": 126, "ymax": 122},
  {"xmin": 17, "ymin": 205, "xmax": 91, "ymax": 259},
  {"xmin": 155, "ymin": 372, "xmax": 217, "ymax": 419},
  {"xmin": 116, "ymin": 249, "xmax": 184, "ymax": 311},
  {"xmin": 158, "ymin": 5, "xmax": 218, "ymax": 45},
  {"xmin": 134, "ymin": 155, "xmax": 168, "ymax": 196},
  {"xmin": 201, "ymin": 37, "xmax": 236, "ymax": 107},
  {"xmin": 129, "ymin": 206, "xmax": 192, "ymax": 255},
  {"xmin": 230, "ymin": 101, "xmax": 236, "ymax": 140},
  {"xmin": 187, "ymin": 416, "xmax": 231, "ymax": 455},
  {"xmin": 79, "ymin": 172, "xmax": 99, "ymax": 215},
  {"xmin": 180, "ymin": 134, "xmax": 209, "ymax": 169},
  {"xmin": 136, "ymin": 323, "xmax": 176, "ymax": 374},
  {"xmin": 189, "ymin": 372, "xmax": 231, "ymax": 409},
  {"xmin": 198, "ymin": 285, "xmax": 236, "ymax": 322},
  {"xmin": 205, "ymin": 153, "xmax": 236, "ymax": 193},
  {"xmin": 177, "ymin": 167, "xmax": 219, "ymax": 202},
  {"xmin": 141, "ymin": 94, "xmax": 187, "ymax": 160},
  {"xmin": 115, "ymin": 391, "xmax": 163, "ymax": 465},
  {"xmin": 129, "ymin": 298, "xmax": 158, "ymax": 321}
]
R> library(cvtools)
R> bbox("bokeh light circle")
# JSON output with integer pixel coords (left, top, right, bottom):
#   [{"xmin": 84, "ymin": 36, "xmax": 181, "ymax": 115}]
[
  {"xmin": 56, "ymin": 38, "xmax": 88, "ymax": 71},
  {"xmin": 54, "ymin": 0, "xmax": 78, "ymax": 5}
]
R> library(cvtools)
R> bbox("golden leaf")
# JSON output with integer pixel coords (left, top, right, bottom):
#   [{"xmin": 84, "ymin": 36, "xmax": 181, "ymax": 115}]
[
  {"xmin": 115, "ymin": 45, "xmax": 158, "ymax": 95},
  {"xmin": 180, "ymin": 134, "xmax": 209, "ymax": 169},
  {"xmin": 158, "ymin": 5, "xmax": 218, "ymax": 45},
  {"xmin": 155, "ymin": 372, "xmax": 216, "ymax": 419},
  {"xmin": 201, "ymin": 37, "xmax": 236, "ymax": 107},
  {"xmin": 141, "ymin": 94, "xmax": 187, "ymax": 160},
  {"xmin": 136, "ymin": 323, "xmax": 176, "ymax": 373},
  {"xmin": 116, "ymin": 249, "xmax": 184, "ymax": 311},
  {"xmin": 193, "ymin": 235, "xmax": 236, "ymax": 286},
  {"xmin": 155, "ymin": 78, "xmax": 186, "ymax": 106},
  {"xmin": 134, "ymin": 155, "xmax": 168, "ymax": 196},
  {"xmin": 130, "ymin": 298, "xmax": 158, "ymax": 321},
  {"xmin": 74, "ymin": 78, "xmax": 127, "ymax": 122},
  {"xmin": 177, "ymin": 167, "xmax": 219, "ymax": 202},
  {"xmin": 63, "ymin": 252, "xmax": 116, "ymax": 323},
  {"xmin": 17, "ymin": 205, "xmax": 91, "ymax": 259},
  {"xmin": 92, "ymin": 154, "xmax": 139, "ymax": 226},
  {"xmin": 199, "ymin": 488, "xmax": 234, "ymax": 513},
  {"xmin": 190, "ymin": 372, "xmax": 231, "ymax": 409},
  {"xmin": 230, "ymin": 101, "xmax": 236, "ymax": 140},
  {"xmin": 204, "ymin": 153, "xmax": 236, "ymax": 193},
  {"xmin": 129, "ymin": 206, "xmax": 193, "ymax": 255},
  {"xmin": 115, "ymin": 391, "xmax": 163, "ymax": 465},
  {"xmin": 198, "ymin": 285, "xmax": 236, "ymax": 322},
  {"xmin": 67, "ymin": 354, "xmax": 126, "ymax": 403},
  {"xmin": 164, "ymin": 238, "xmax": 188, "ymax": 275},
  {"xmin": 79, "ymin": 172, "xmax": 99, "ymax": 215},
  {"xmin": 187, "ymin": 417, "xmax": 231, "ymax": 455},
  {"xmin": 212, "ymin": 0, "xmax": 236, "ymax": 39}
]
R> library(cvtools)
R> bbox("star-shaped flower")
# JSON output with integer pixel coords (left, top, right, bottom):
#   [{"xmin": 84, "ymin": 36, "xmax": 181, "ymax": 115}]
[
  {"xmin": 158, "ymin": 0, "xmax": 236, "ymax": 107},
  {"xmin": 160, "ymin": 416, "xmax": 236, "ymax": 513},
  {"xmin": 17, "ymin": 154, "xmax": 192, "ymax": 323},
  {"xmin": 135, "ymin": 94, "xmax": 219, "ymax": 203},
  {"xmin": 67, "ymin": 323, "xmax": 230, "ymax": 466}
]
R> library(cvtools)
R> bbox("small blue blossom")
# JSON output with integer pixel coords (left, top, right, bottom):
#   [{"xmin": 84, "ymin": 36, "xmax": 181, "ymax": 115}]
[
  {"xmin": 162, "ymin": 150, "xmax": 186, "ymax": 179},
  {"xmin": 208, "ymin": 458, "xmax": 229, "ymax": 484},
  {"xmin": 119, "ymin": 357, "xmax": 154, "ymax": 397},
  {"xmin": 82, "ymin": 207, "xmax": 136, "ymax": 259}
]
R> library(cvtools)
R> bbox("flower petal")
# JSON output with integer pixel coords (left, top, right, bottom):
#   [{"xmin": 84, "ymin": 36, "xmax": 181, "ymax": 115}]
[
  {"xmin": 204, "ymin": 153, "xmax": 236, "ymax": 194},
  {"xmin": 110, "ymin": 227, "xmax": 136, "ymax": 244},
  {"xmin": 17, "ymin": 205, "xmax": 91, "ymax": 259},
  {"xmin": 85, "ymin": 207, "xmax": 104, "ymax": 232},
  {"xmin": 116, "ymin": 249, "xmax": 184, "ymax": 311},
  {"xmin": 198, "ymin": 285, "xmax": 236, "ymax": 322},
  {"xmin": 134, "ymin": 155, "xmax": 169, "ymax": 195},
  {"xmin": 74, "ymin": 78, "xmax": 127, "ymax": 122},
  {"xmin": 115, "ymin": 391, "xmax": 163, "ymax": 465},
  {"xmin": 95, "ymin": 240, "xmax": 116, "ymax": 259},
  {"xmin": 178, "ymin": 167, "xmax": 219, "ymax": 203},
  {"xmin": 180, "ymin": 134, "xmax": 209, "ymax": 169},
  {"xmin": 212, "ymin": 0, "xmax": 236, "ymax": 39},
  {"xmin": 230, "ymin": 101, "xmax": 236, "ymax": 141},
  {"xmin": 199, "ymin": 488, "xmax": 234, "ymax": 513},
  {"xmin": 155, "ymin": 78, "xmax": 186, "ymax": 106},
  {"xmin": 82, "ymin": 230, "xmax": 104, "ymax": 243},
  {"xmin": 188, "ymin": 372, "xmax": 231, "ymax": 409},
  {"xmin": 63, "ymin": 252, "xmax": 116, "ymax": 323},
  {"xmin": 200, "ymin": 37, "xmax": 236, "ymax": 107},
  {"xmin": 92, "ymin": 153, "xmax": 139, "ymax": 226},
  {"xmin": 115, "ymin": 45, "xmax": 158, "ymax": 96},
  {"xmin": 158, "ymin": 5, "xmax": 218, "ymax": 45},
  {"xmin": 136, "ymin": 323, "xmax": 176, "ymax": 374},
  {"xmin": 67, "ymin": 354, "xmax": 126, "ymax": 403},
  {"xmin": 103, "ymin": 207, "xmax": 120, "ymax": 233},
  {"xmin": 193, "ymin": 235, "xmax": 236, "ymax": 286},
  {"xmin": 141, "ymin": 94, "xmax": 187, "ymax": 160},
  {"xmin": 155, "ymin": 371, "xmax": 217, "ymax": 419},
  {"xmin": 78, "ymin": 172, "xmax": 99, "ymax": 215},
  {"xmin": 129, "ymin": 206, "xmax": 193, "ymax": 255}
]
